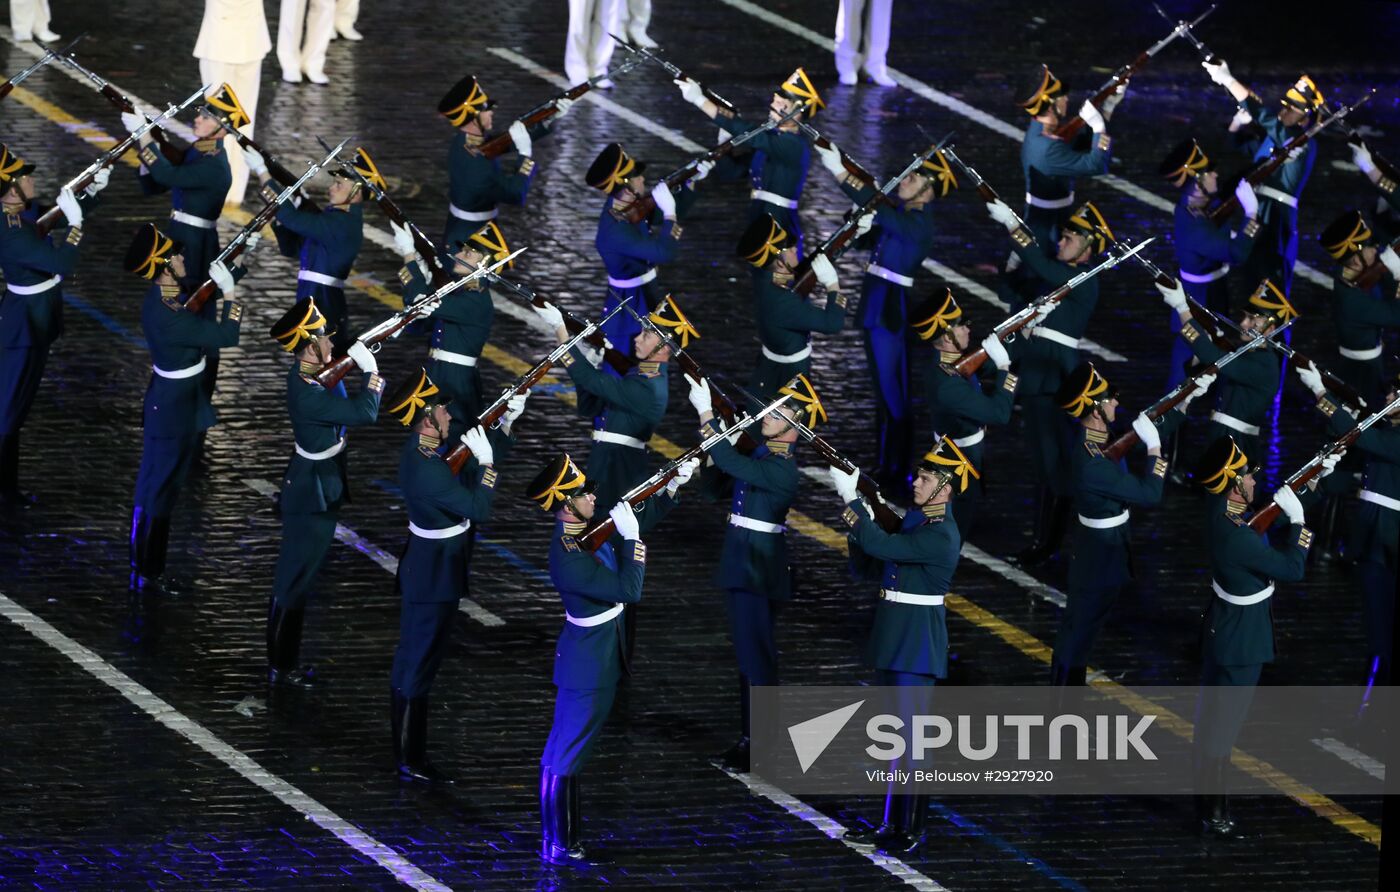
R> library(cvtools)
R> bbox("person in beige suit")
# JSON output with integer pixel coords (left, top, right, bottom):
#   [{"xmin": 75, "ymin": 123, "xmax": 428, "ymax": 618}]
[
  {"xmin": 10, "ymin": 0, "xmax": 60, "ymax": 41},
  {"xmin": 278, "ymin": 0, "xmax": 335, "ymax": 84},
  {"xmin": 194, "ymin": 0, "xmax": 271, "ymax": 207}
]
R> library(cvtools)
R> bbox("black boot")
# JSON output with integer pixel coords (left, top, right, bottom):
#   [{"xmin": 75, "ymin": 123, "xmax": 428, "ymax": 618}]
[
  {"xmin": 131, "ymin": 514, "xmax": 181, "ymax": 595},
  {"xmin": 267, "ymin": 601, "xmax": 317, "ymax": 688},
  {"xmin": 390, "ymin": 689, "xmax": 406, "ymax": 767},
  {"xmin": 1199, "ymin": 756, "xmax": 1245, "ymax": 839},
  {"xmin": 540, "ymin": 770, "xmax": 587, "ymax": 865},
  {"xmin": 878, "ymin": 794, "xmax": 928, "ymax": 854},
  {"xmin": 397, "ymin": 696, "xmax": 453, "ymax": 784},
  {"xmin": 843, "ymin": 786, "xmax": 906, "ymax": 849},
  {"xmin": 710, "ymin": 677, "xmax": 752, "ymax": 772},
  {"xmin": 0, "ymin": 433, "xmax": 34, "ymax": 506},
  {"xmin": 1016, "ymin": 488, "xmax": 1067, "ymax": 566},
  {"xmin": 128, "ymin": 506, "xmax": 150, "ymax": 584},
  {"xmin": 1314, "ymin": 497, "xmax": 1345, "ymax": 564},
  {"xmin": 1165, "ymin": 431, "xmax": 1188, "ymax": 486}
]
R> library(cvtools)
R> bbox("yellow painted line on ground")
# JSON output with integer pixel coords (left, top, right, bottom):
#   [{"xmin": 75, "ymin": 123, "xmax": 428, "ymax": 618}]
[{"xmin": 16, "ymin": 83, "xmax": 1381, "ymax": 849}]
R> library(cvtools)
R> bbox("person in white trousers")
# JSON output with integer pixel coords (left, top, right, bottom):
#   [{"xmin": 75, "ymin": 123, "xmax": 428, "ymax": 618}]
[
  {"xmin": 564, "ymin": 0, "xmax": 619, "ymax": 87},
  {"xmin": 10, "ymin": 0, "xmax": 59, "ymax": 41},
  {"xmin": 194, "ymin": 0, "xmax": 270, "ymax": 208},
  {"xmin": 331, "ymin": 0, "xmax": 361, "ymax": 41},
  {"xmin": 278, "ymin": 0, "xmax": 334, "ymax": 84},
  {"xmin": 616, "ymin": 0, "xmax": 655, "ymax": 49},
  {"xmin": 835, "ymin": 0, "xmax": 896, "ymax": 87}
]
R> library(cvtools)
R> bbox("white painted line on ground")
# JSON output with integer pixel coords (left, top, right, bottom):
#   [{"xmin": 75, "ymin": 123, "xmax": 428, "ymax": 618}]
[
  {"xmin": 1312, "ymin": 737, "xmax": 1385, "ymax": 781},
  {"xmin": 244, "ymin": 478, "xmax": 505, "ymax": 628},
  {"xmin": 0, "ymin": 591, "xmax": 453, "ymax": 892}
]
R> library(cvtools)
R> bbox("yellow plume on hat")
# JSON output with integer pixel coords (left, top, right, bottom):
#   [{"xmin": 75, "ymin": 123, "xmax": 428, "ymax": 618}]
[
  {"xmin": 913, "ymin": 289, "xmax": 963, "ymax": 340},
  {"xmin": 1247, "ymin": 279, "xmax": 1298, "ymax": 324},
  {"xmin": 919, "ymin": 150, "xmax": 959, "ymax": 198},
  {"xmin": 649, "ymin": 295, "xmax": 700, "ymax": 348},
  {"xmin": 922, "ymin": 436, "xmax": 981, "ymax": 493},
  {"xmin": 779, "ymin": 67, "xmax": 824, "ymax": 113},
  {"xmin": 387, "ymin": 369, "xmax": 441, "ymax": 426},
  {"xmin": 1201, "ymin": 439, "xmax": 1249, "ymax": 495},
  {"xmin": 469, "ymin": 220, "xmax": 513, "ymax": 267},
  {"xmin": 778, "ymin": 373, "xmax": 826, "ymax": 427}
]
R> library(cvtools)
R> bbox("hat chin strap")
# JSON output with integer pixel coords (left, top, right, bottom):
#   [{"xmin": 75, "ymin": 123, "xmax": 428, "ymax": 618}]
[
  {"xmin": 918, "ymin": 474, "xmax": 951, "ymax": 507},
  {"xmin": 1088, "ymin": 400, "xmax": 1112, "ymax": 431}
]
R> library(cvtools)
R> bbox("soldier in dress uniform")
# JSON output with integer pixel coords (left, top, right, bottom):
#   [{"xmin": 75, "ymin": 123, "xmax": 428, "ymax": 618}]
[
  {"xmin": 986, "ymin": 198, "xmax": 1114, "ymax": 565},
  {"xmin": 528, "ymin": 452, "xmax": 694, "ymax": 866},
  {"xmin": 914, "ymin": 290, "xmax": 1018, "ymax": 541},
  {"xmin": 1049, "ymin": 362, "xmax": 1204, "ymax": 686},
  {"xmin": 674, "ymin": 67, "xmax": 822, "ymax": 248},
  {"xmin": 264, "ymin": 297, "xmax": 384, "ymax": 687},
  {"xmin": 1158, "ymin": 138, "xmax": 1262, "ymax": 391},
  {"xmin": 734, "ymin": 214, "xmax": 845, "ymax": 402},
  {"xmin": 122, "ymin": 84, "xmax": 249, "ymax": 400},
  {"xmin": 1189, "ymin": 436, "xmax": 1333, "ymax": 839},
  {"xmin": 436, "ymin": 75, "xmax": 572, "ymax": 248},
  {"xmin": 1159, "ymin": 277, "xmax": 1295, "ymax": 465},
  {"xmin": 829, "ymin": 436, "xmax": 975, "ymax": 855},
  {"xmin": 244, "ymin": 147, "xmax": 381, "ymax": 355},
  {"xmin": 812, "ymin": 143, "xmax": 958, "ymax": 482},
  {"xmin": 684, "ymin": 372, "xmax": 823, "ymax": 772},
  {"xmin": 1350, "ymin": 140, "xmax": 1400, "ymax": 219},
  {"xmin": 0, "ymin": 144, "xmax": 99, "ymax": 504},
  {"xmin": 1202, "ymin": 63, "xmax": 1324, "ymax": 296},
  {"xmin": 124, "ymin": 224, "xmax": 244, "ymax": 593},
  {"xmin": 382, "ymin": 369, "xmax": 525, "ymax": 783},
  {"xmin": 585, "ymin": 142, "xmax": 703, "ymax": 348},
  {"xmin": 1317, "ymin": 210, "xmax": 1400, "ymax": 408}
]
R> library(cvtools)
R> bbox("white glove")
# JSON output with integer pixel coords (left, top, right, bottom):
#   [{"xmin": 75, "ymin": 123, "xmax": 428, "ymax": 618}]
[
  {"xmin": 347, "ymin": 340, "xmax": 378, "ymax": 374},
  {"xmin": 1203, "ymin": 59, "xmax": 1234, "ymax": 87},
  {"xmin": 55, "ymin": 187, "xmax": 82, "ymax": 228},
  {"xmin": 1352, "ymin": 142, "xmax": 1377, "ymax": 175},
  {"xmin": 1027, "ymin": 300, "xmax": 1056, "ymax": 330},
  {"xmin": 667, "ymin": 456, "xmax": 701, "ymax": 495},
  {"xmin": 810, "ymin": 253, "xmax": 838, "ymax": 290},
  {"xmin": 1295, "ymin": 362, "xmax": 1326, "ymax": 398},
  {"xmin": 505, "ymin": 390, "xmax": 530, "ymax": 425},
  {"xmin": 829, "ymin": 464, "xmax": 860, "ymax": 503},
  {"xmin": 244, "ymin": 232, "xmax": 262, "ymax": 255},
  {"xmin": 1234, "ymin": 180, "xmax": 1259, "ymax": 220},
  {"xmin": 508, "ymin": 120, "xmax": 532, "ymax": 157},
  {"xmin": 987, "ymin": 198, "xmax": 1019, "ymax": 232},
  {"xmin": 981, "ymin": 333, "xmax": 1010, "ymax": 370},
  {"xmin": 120, "ymin": 111, "xmax": 145, "ymax": 135},
  {"xmin": 462, "ymin": 425, "xmax": 494, "ymax": 465},
  {"xmin": 1077, "ymin": 100, "xmax": 1106, "ymax": 135},
  {"xmin": 723, "ymin": 422, "xmax": 745, "ymax": 446},
  {"xmin": 1228, "ymin": 107, "xmax": 1253, "ymax": 132},
  {"xmin": 1272, "ymin": 485, "xmax": 1305, "ymax": 526},
  {"xmin": 1182, "ymin": 371, "xmax": 1217, "ymax": 409},
  {"xmin": 1131, "ymin": 412, "xmax": 1160, "ymax": 451},
  {"xmin": 1380, "ymin": 246, "xmax": 1400, "ymax": 280},
  {"xmin": 686, "ymin": 374, "xmax": 712, "ymax": 415},
  {"xmin": 691, "ymin": 159, "xmax": 715, "ymax": 183},
  {"xmin": 651, "ymin": 181, "xmax": 676, "ymax": 218},
  {"xmin": 85, "ymin": 167, "xmax": 111, "ymax": 197},
  {"xmin": 676, "ymin": 78, "xmax": 707, "ymax": 109},
  {"xmin": 1318, "ymin": 449, "xmax": 1345, "ymax": 481},
  {"xmin": 390, "ymin": 222, "xmax": 416, "ymax": 258},
  {"xmin": 554, "ymin": 97, "xmax": 576, "ymax": 118},
  {"xmin": 1287, "ymin": 144, "xmax": 1307, "ymax": 163},
  {"xmin": 854, "ymin": 211, "xmax": 875, "ymax": 239},
  {"xmin": 1155, "ymin": 279, "xmax": 1189, "ymax": 314},
  {"xmin": 1101, "ymin": 81, "xmax": 1128, "ymax": 116},
  {"xmin": 580, "ymin": 343, "xmax": 605, "ymax": 368},
  {"xmin": 610, "ymin": 500, "xmax": 641, "ymax": 540},
  {"xmin": 815, "ymin": 142, "xmax": 846, "ymax": 178},
  {"xmin": 533, "ymin": 301, "xmax": 565, "ymax": 331},
  {"xmin": 209, "ymin": 259, "xmax": 236, "ymax": 295},
  {"xmin": 243, "ymin": 147, "xmax": 267, "ymax": 178}
]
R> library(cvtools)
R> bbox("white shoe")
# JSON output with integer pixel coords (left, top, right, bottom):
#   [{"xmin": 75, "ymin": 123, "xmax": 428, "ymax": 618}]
[
  {"xmin": 305, "ymin": 69, "xmax": 330, "ymax": 85},
  {"xmin": 12, "ymin": 30, "xmax": 33, "ymax": 42},
  {"xmin": 594, "ymin": 77, "xmax": 615, "ymax": 90},
  {"xmin": 628, "ymin": 27, "xmax": 658, "ymax": 49},
  {"xmin": 864, "ymin": 66, "xmax": 897, "ymax": 87},
  {"xmin": 281, "ymin": 68, "xmax": 303, "ymax": 83},
  {"xmin": 337, "ymin": 26, "xmax": 363, "ymax": 41},
  {"xmin": 837, "ymin": 69, "xmax": 858, "ymax": 86},
  {"xmin": 33, "ymin": 27, "xmax": 60, "ymax": 41}
]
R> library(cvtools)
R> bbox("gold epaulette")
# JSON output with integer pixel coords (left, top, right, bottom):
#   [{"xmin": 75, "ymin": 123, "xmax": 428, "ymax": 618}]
[
  {"xmin": 5, "ymin": 212, "xmax": 19, "ymax": 228},
  {"xmin": 398, "ymin": 265, "xmax": 414, "ymax": 285},
  {"xmin": 1341, "ymin": 265, "xmax": 1360, "ymax": 285},
  {"xmin": 561, "ymin": 535, "xmax": 580, "ymax": 553},
  {"xmin": 367, "ymin": 373, "xmax": 385, "ymax": 394},
  {"xmin": 65, "ymin": 226, "xmax": 83, "ymax": 246},
  {"xmin": 1227, "ymin": 511, "xmax": 1245, "ymax": 526},
  {"xmin": 1297, "ymin": 526, "xmax": 1314, "ymax": 549},
  {"xmin": 1097, "ymin": 133, "xmax": 1112, "ymax": 153},
  {"xmin": 1151, "ymin": 456, "xmax": 1168, "ymax": 479},
  {"xmin": 765, "ymin": 440, "xmax": 793, "ymax": 457},
  {"xmin": 669, "ymin": 223, "xmax": 683, "ymax": 240},
  {"xmin": 481, "ymin": 467, "xmax": 498, "ymax": 489},
  {"xmin": 637, "ymin": 361, "xmax": 662, "ymax": 378},
  {"xmin": 1317, "ymin": 395, "xmax": 1337, "ymax": 417},
  {"xmin": 631, "ymin": 541, "xmax": 647, "ymax": 564},
  {"xmin": 1379, "ymin": 175, "xmax": 1397, "ymax": 195},
  {"xmin": 1181, "ymin": 322, "xmax": 1200, "ymax": 343},
  {"xmin": 1002, "ymin": 372, "xmax": 1018, "ymax": 392},
  {"xmin": 1242, "ymin": 218, "xmax": 1261, "ymax": 239},
  {"xmin": 560, "ymin": 348, "xmax": 576, "ymax": 367},
  {"xmin": 1010, "ymin": 226, "xmax": 1034, "ymax": 248},
  {"xmin": 417, "ymin": 444, "xmax": 438, "ymax": 459},
  {"xmin": 160, "ymin": 292, "xmax": 183, "ymax": 312},
  {"xmin": 259, "ymin": 184, "xmax": 279, "ymax": 204},
  {"xmin": 832, "ymin": 290, "xmax": 848, "ymax": 310},
  {"xmin": 841, "ymin": 506, "xmax": 861, "ymax": 528},
  {"xmin": 1083, "ymin": 440, "xmax": 1102, "ymax": 457},
  {"xmin": 518, "ymin": 157, "xmax": 536, "ymax": 176},
  {"xmin": 228, "ymin": 302, "xmax": 243, "ymax": 322},
  {"xmin": 138, "ymin": 145, "xmax": 160, "ymax": 167},
  {"xmin": 194, "ymin": 138, "xmax": 220, "ymax": 155}
]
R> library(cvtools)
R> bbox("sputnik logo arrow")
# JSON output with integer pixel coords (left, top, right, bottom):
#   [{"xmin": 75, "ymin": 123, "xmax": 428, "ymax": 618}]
[{"xmin": 787, "ymin": 700, "xmax": 864, "ymax": 773}]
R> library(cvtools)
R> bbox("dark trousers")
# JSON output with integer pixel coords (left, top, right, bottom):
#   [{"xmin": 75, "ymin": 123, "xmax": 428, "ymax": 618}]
[
  {"xmin": 0, "ymin": 344, "xmax": 48, "ymax": 434},
  {"xmin": 272, "ymin": 512, "xmax": 339, "ymax": 609},
  {"xmin": 726, "ymin": 589, "xmax": 782, "ymax": 685},
  {"xmin": 134, "ymin": 433, "xmax": 199, "ymax": 515},
  {"xmin": 1193, "ymin": 658, "xmax": 1262, "ymax": 760},
  {"xmin": 390, "ymin": 600, "xmax": 458, "ymax": 697},
  {"xmin": 541, "ymin": 685, "xmax": 618, "ymax": 776}
]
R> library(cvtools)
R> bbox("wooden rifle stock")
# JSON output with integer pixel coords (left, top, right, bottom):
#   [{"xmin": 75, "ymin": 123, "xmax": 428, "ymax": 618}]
[
  {"xmin": 1102, "ymin": 377, "xmax": 1205, "ymax": 461},
  {"xmin": 235, "ymin": 133, "xmax": 320, "ymax": 212},
  {"xmin": 95, "ymin": 83, "xmax": 184, "ymax": 165},
  {"xmin": 1353, "ymin": 238, "xmax": 1400, "ymax": 291},
  {"xmin": 621, "ymin": 160, "xmax": 705, "ymax": 225},
  {"xmin": 442, "ymin": 392, "xmax": 520, "ymax": 475},
  {"xmin": 1248, "ymin": 430, "xmax": 1361, "ymax": 532},
  {"xmin": 1052, "ymin": 51, "xmax": 1148, "ymax": 142},
  {"xmin": 0, "ymin": 80, "xmax": 15, "ymax": 101},
  {"xmin": 578, "ymin": 452, "xmax": 697, "ymax": 551},
  {"xmin": 951, "ymin": 284, "xmax": 1073, "ymax": 377},
  {"xmin": 313, "ymin": 299, "xmax": 444, "ymax": 390},
  {"xmin": 479, "ymin": 82, "xmax": 592, "ymax": 160},
  {"xmin": 373, "ymin": 194, "xmax": 452, "ymax": 289},
  {"xmin": 801, "ymin": 435, "xmax": 902, "ymax": 533},
  {"xmin": 556, "ymin": 305, "xmax": 632, "ymax": 375},
  {"xmin": 805, "ymin": 131, "xmax": 877, "ymax": 188}
]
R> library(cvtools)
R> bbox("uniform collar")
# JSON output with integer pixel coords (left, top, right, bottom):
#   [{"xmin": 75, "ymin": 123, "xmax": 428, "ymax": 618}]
[
  {"xmin": 771, "ymin": 265, "xmax": 795, "ymax": 288},
  {"xmin": 637, "ymin": 360, "xmax": 664, "ymax": 377},
  {"xmin": 1083, "ymin": 427, "xmax": 1109, "ymax": 445},
  {"xmin": 418, "ymin": 432, "xmax": 442, "ymax": 450},
  {"xmin": 562, "ymin": 520, "xmax": 587, "ymax": 536},
  {"xmin": 764, "ymin": 439, "xmax": 793, "ymax": 455},
  {"xmin": 463, "ymin": 132, "xmax": 486, "ymax": 150},
  {"xmin": 194, "ymin": 137, "xmax": 222, "ymax": 155},
  {"xmin": 937, "ymin": 348, "xmax": 962, "ymax": 366},
  {"xmin": 1224, "ymin": 499, "xmax": 1247, "ymax": 517},
  {"xmin": 297, "ymin": 358, "xmax": 321, "ymax": 377},
  {"xmin": 159, "ymin": 282, "xmax": 182, "ymax": 300},
  {"xmin": 921, "ymin": 502, "xmax": 948, "ymax": 519}
]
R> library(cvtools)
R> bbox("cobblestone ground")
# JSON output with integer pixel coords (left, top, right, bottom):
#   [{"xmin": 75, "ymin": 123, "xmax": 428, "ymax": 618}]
[{"xmin": 1, "ymin": 1, "xmax": 1397, "ymax": 889}]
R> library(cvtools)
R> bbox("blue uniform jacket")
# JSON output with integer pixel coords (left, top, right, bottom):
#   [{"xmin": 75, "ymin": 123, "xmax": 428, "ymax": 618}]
[
  {"xmin": 707, "ymin": 424, "xmax": 799, "ymax": 599},
  {"xmin": 1173, "ymin": 196, "xmax": 1258, "ymax": 282},
  {"xmin": 726, "ymin": 113, "xmax": 811, "ymax": 204},
  {"xmin": 839, "ymin": 179, "xmax": 937, "ymax": 330},
  {"xmin": 140, "ymin": 281, "xmax": 242, "ymax": 438},
  {"xmin": 397, "ymin": 433, "xmax": 500, "ymax": 603},
  {"xmin": 279, "ymin": 365, "xmax": 383, "ymax": 514},
  {"xmin": 0, "ymin": 204, "xmax": 83, "ymax": 347}
]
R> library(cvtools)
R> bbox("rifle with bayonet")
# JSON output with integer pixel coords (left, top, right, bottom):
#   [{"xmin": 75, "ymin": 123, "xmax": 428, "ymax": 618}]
[
  {"xmin": 578, "ymin": 396, "xmax": 785, "ymax": 551},
  {"xmin": 1249, "ymin": 393, "xmax": 1400, "ymax": 532},
  {"xmin": 36, "ymin": 86, "xmax": 206, "ymax": 238},
  {"xmin": 952, "ymin": 239, "xmax": 1153, "ymax": 377},
  {"xmin": 239, "ymin": 133, "xmax": 322, "ymax": 213},
  {"xmin": 939, "ymin": 144, "xmax": 1007, "ymax": 207},
  {"xmin": 0, "ymin": 34, "xmax": 81, "ymax": 101},
  {"xmin": 1103, "ymin": 319, "xmax": 1293, "ymax": 460},
  {"xmin": 619, "ymin": 302, "xmax": 751, "ymax": 435},
  {"xmin": 796, "ymin": 121, "xmax": 878, "ymax": 188},
  {"xmin": 1052, "ymin": 4, "xmax": 1216, "ymax": 141},
  {"xmin": 479, "ymin": 54, "xmax": 646, "ymax": 160},
  {"xmin": 1210, "ymin": 91, "xmax": 1373, "ymax": 224},
  {"xmin": 610, "ymin": 34, "xmax": 741, "ymax": 118},
  {"xmin": 184, "ymin": 139, "xmax": 349, "ymax": 314},
  {"xmin": 622, "ymin": 102, "xmax": 808, "ymax": 225},
  {"xmin": 1154, "ymin": 3, "xmax": 1219, "ymax": 63},
  {"xmin": 487, "ymin": 273, "xmax": 634, "ymax": 375},
  {"xmin": 442, "ymin": 303, "xmax": 626, "ymax": 475},
  {"xmin": 40, "ymin": 42, "xmax": 186, "ymax": 164}
]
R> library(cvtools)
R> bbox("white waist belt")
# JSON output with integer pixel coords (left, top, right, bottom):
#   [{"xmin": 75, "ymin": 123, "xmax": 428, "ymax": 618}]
[
  {"xmin": 761, "ymin": 343, "xmax": 812, "ymax": 364},
  {"xmin": 170, "ymin": 209, "xmax": 217, "ymax": 229},
  {"xmin": 1025, "ymin": 191, "xmax": 1074, "ymax": 210},
  {"xmin": 751, "ymin": 189, "xmax": 799, "ymax": 209},
  {"xmin": 607, "ymin": 268, "xmax": 657, "ymax": 289},
  {"xmin": 1079, "ymin": 509, "xmax": 1129, "ymax": 529},
  {"xmin": 6, "ymin": 273, "xmax": 61, "ymax": 294},
  {"xmin": 295, "ymin": 437, "xmax": 346, "ymax": 461},
  {"xmin": 1210, "ymin": 411, "xmax": 1261, "ymax": 436},
  {"xmin": 593, "ymin": 430, "xmax": 646, "ymax": 449},
  {"xmin": 1360, "ymin": 489, "xmax": 1400, "ymax": 511},
  {"xmin": 409, "ymin": 519, "xmax": 471, "ymax": 539},
  {"xmin": 429, "ymin": 347, "xmax": 479, "ymax": 367},
  {"xmin": 1256, "ymin": 186, "xmax": 1299, "ymax": 209},
  {"xmin": 1032, "ymin": 327, "xmax": 1080, "ymax": 349},
  {"xmin": 1340, "ymin": 343, "xmax": 1383, "ymax": 361},
  {"xmin": 566, "ymin": 603, "xmax": 624, "ymax": 627},
  {"xmin": 866, "ymin": 264, "xmax": 914, "ymax": 287},
  {"xmin": 1213, "ymin": 579, "xmax": 1274, "ymax": 606},
  {"xmin": 1180, "ymin": 264, "xmax": 1229, "ymax": 284},
  {"xmin": 449, "ymin": 204, "xmax": 498, "ymax": 222},
  {"xmin": 952, "ymin": 429, "xmax": 985, "ymax": 448},
  {"xmin": 152, "ymin": 357, "xmax": 207, "ymax": 379},
  {"xmin": 729, "ymin": 514, "xmax": 786, "ymax": 534},
  {"xmin": 881, "ymin": 589, "xmax": 945, "ymax": 606},
  {"xmin": 298, "ymin": 269, "xmax": 347, "ymax": 289}
]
